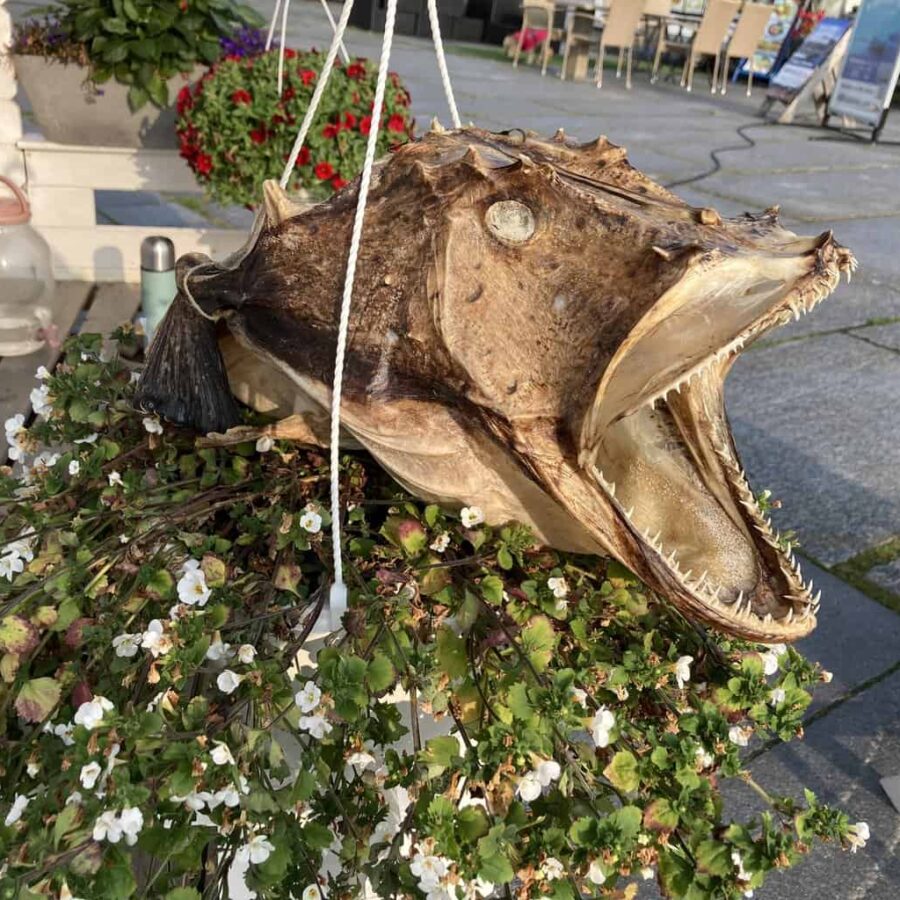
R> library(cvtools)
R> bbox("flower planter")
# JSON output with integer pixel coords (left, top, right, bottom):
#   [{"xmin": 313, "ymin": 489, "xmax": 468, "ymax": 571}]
[{"xmin": 13, "ymin": 55, "xmax": 199, "ymax": 148}]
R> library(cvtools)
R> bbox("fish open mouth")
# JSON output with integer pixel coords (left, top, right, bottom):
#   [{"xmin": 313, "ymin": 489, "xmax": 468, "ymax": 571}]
[{"xmin": 579, "ymin": 230, "xmax": 857, "ymax": 641}]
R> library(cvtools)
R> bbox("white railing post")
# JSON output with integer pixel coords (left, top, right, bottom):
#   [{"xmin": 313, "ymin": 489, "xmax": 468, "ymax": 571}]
[{"xmin": 0, "ymin": 0, "xmax": 26, "ymax": 184}]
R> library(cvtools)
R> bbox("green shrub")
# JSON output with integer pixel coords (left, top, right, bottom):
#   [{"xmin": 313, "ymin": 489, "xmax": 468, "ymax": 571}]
[{"xmin": 0, "ymin": 331, "xmax": 867, "ymax": 899}]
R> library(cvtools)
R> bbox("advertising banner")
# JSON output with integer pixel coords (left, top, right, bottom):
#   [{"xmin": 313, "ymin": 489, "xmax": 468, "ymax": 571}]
[
  {"xmin": 830, "ymin": 0, "xmax": 900, "ymax": 127},
  {"xmin": 741, "ymin": 1, "xmax": 799, "ymax": 79},
  {"xmin": 767, "ymin": 18, "xmax": 853, "ymax": 103}
]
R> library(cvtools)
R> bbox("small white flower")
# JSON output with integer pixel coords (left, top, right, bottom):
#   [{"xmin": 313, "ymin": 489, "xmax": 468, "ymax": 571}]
[
  {"xmin": 171, "ymin": 791, "xmax": 210, "ymax": 812},
  {"xmin": 177, "ymin": 564, "xmax": 211, "ymax": 607},
  {"xmin": 29, "ymin": 384, "xmax": 52, "ymax": 418},
  {"xmin": 142, "ymin": 416, "xmax": 163, "ymax": 435},
  {"xmin": 73, "ymin": 696, "xmax": 114, "ymax": 730},
  {"xmin": 216, "ymin": 669, "xmax": 243, "ymax": 695},
  {"xmin": 294, "ymin": 681, "xmax": 322, "ymax": 713},
  {"xmin": 108, "ymin": 470, "xmax": 123, "ymax": 487},
  {"xmin": 0, "ymin": 553, "xmax": 24, "ymax": 581},
  {"xmin": 299, "ymin": 714, "xmax": 332, "ymax": 739},
  {"xmin": 732, "ymin": 849, "xmax": 751, "ymax": 881},
  {"xmin": 244, "ymin": 833, "xmax": 275, "ymax": 864},
  {"xmin": 68, "ymin": 460, "xmax": 80, "ymax": 477},
  {"xmin": 541, "ymin": 857, "xmax": 565, "ymax": 881},
  {"xmin": 410, "ymin": 852, "xmax": 450, "ymax": 891},
  {"xmin": 299, "ymin": 509, "xmax": 323, "ymax": 534},
  {"xmin": 430, "ymin": 532, "xmax": 450, "ymax": 553},
  {"xmin": 213, "ymin": 785, "xmax": 241, "ymax": 808},
  {"xmin": 769, "ymin": 687, "xmax": 786, "ymax": 706},
  {"xmin": 728, "ymin": 725, "xmax": 752, "ymax": 747},
  {"xmin": 255, "ymin": 435, "xmax": 274, "ymax": 453},
  {"xmin": 674, "ymin": 655, "xmax": 693, "ymax": 689},
  {"xmin": 206, "ymin": 638, "xmax": 233, "ymax": 662},
  {"xmin": 695, "ymin": 745, "xmax": 715, "ymax": 769},
  {"xmin": 570, "ymin": 687, "xmax": 588, "ymax": 706},
  {"xmin": 112, "ymin": 633, "xmax": 141, "ymax": 658},
  {"xmin": 847, "ymin": 821, "xmax": 870, "ymax": 853},
  {"xmin": 54, "ymin": 722, "xmax": 75, "ymax": 745},
  {"xmin": 769, "ymin": 643, "xmax": 787, "ymax": 658},
  {"xmin": 640, "ymin": 866, "xmax": 655, "ymax": 880},
  {"xmin": 302, "ymin": 887, "xmax": 323, "ymax": 900},
  {"xmin": 760, "ymin": 650, "xmax": 780, "ymax": 676},
  {"xmin": 35, "ymin": 365, "xmax": 50, "ymax": 380},
  {"xmin": 66, "ymin": 791, "xmax": 83, "ymax": 806},
  {"xmin": 460, "ymin": 506, "xmax": 484, "ymax": 528},
  {"xmin": 73, "ymin": 433, "xmax": 99, "ymax": 445},
  {"xmin": 26, "ymin": 761, "xmax": 40, "ymax": 778},
  {"xmin": 547, "ymin": 576, "xmax": 568, "ymax": 599},
  {"xmin": 591, "ymin": 706, "xmax": 616, "ymax": 748},
  {"xmin": 92, "ymin": 810, "xmax": 123, "ymax": 843},
  {"xmin": 587, "ymin": 858, "xmax": 609, "ymax": 885},
  {"xmin": 211, "ymin": 742, "xmax": 235, "ymax": 766},
  {"xmin": 821, "ymin": 670, "xmax": 833, "ymax": 683},
  {"xmin": 80, "ymin": 761, "xmax": 103, "ymax": 790},
  {"xmin": 237, "ymin": 644, "xmax": 256, "ymax": 665},
  {"xmin": 535, "ymin": 758, "xmax": 561, "ymax": 786},
  {"xmin": 516, "ymin": 770, "xmax": 543, "ymax": 802},
  {"xmin": 118, "ymin": 807, "xmax": 143, "ymax": 846},
  {"xmin": 346, "ymin": 750, "xmax": 377, "ymax": 772},
  {"xmin": 141, "ymin": 619, "xmax": 173, "ymax": 657},
  {"xmin": 4, "ymin": 794, "xmax": 29, "ymax": 826}
]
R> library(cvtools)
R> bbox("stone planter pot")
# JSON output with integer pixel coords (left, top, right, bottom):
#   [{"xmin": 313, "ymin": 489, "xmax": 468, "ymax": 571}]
[{"xmin": 13, "ymin": 55, "xmax": 200, "ymax": 149}]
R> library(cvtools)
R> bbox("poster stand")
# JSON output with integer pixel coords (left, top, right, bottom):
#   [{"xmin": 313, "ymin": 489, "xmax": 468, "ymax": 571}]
[{"xmin": 812, "ymin": 107, "xmax": 900, "ymax": 145}]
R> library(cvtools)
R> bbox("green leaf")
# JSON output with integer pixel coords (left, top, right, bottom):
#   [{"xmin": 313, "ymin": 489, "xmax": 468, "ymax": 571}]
[
  {"xmin": 53, "ymin": 803, "xmax": 82, "ymax": 849},
  {"xmin": 603, "ymin": 750, "xmax": 639, "ymax": 793},
  {"xmin": 458, "ymin": 805, "xmax": 490, "ymax": 841},
  {"xmin": 421, "ymin": 735, "xmax": 461, "ymax": 776},
  {"xmin": 165, "ymin": 890, "xmax": 201, "ymax": 900},
  {"xmin": 658, "ymin": 849, "xmax": 695, "ymax": 897},
  {"xmin": 127, "ymin": 84, "xmax": 150, "ymax": 111},
  {"xmin": 436, "ymin": 626, "xmax": 467, "ymax": 680},
  {"xmin": 643, "ymin": 798, "xmax": 679, "ymax": 832},
  {"xmin": 497, "ymin": 545, "xmax": 513, "ymax": 570},
  {"xmin": 569, "ymin": 816, "xmax": 597, "ymax": 847},
  {"xmin": 477, "ymin": 827, "xmax": 515, "ymax": 883},
  {"xmin": 506, "ymin": 682, "xmax": 533, "ymax": 720},
  {"xmin": 695, "ymin": 839, "xmax": 732, "ymax": 877},
  {"xmin": 366, "ymin": 652, "xmax": 395, "ymax": 693},
  {"xmin": 0, "ymin": 615, "xmax": 39, "ymax": 654},
  {"xmin": 480, "ymin": 575, "xmax": 504, "ymax": 604},
  {"xmin": 520, "ymin": 615, "xmax": 557, "ymax": 672},
  {"xmin": 611, "ymin": 805, "xmax": 642, "ymax": 841},
  {"xmin": 424, "ymin": 504, "xmax": 440, "ymax": 527},
  {"xmin": 15, "ymin": 677, "xmax": 61, "ymax": 723}
]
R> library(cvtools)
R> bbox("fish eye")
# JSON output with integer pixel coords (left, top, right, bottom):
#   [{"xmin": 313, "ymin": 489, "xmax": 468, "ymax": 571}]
[{"xmin": 485, "ymin": 200, "xmax": 535, "ymax": 245}]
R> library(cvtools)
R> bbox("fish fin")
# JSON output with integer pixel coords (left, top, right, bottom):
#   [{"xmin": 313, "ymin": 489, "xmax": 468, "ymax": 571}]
[
  {"xmin": 135, "ymin": 291, "xmax": 242, "ymax": 434},
  {"xmin": 197, "ymin": 414, "xmax": 330, "ymax": 449}
]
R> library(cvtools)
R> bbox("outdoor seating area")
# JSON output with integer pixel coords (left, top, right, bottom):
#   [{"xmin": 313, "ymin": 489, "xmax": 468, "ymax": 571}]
[{"xmin": 508, "ymin": 0, "xmax": 776, "ymax": 94}]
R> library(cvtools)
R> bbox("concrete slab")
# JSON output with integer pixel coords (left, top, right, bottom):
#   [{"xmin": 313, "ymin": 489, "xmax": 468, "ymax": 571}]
[
  {"xmin": 723, "ymin": 670, "xmax": 900, "ymax": 900},
  {"xmin": 864, "ymin": 323, "xmax": 900, "ymax": 351},
  {"xmin": 726, "ymin": 333, "xmax": 900, "ymax": 566},
  {"xmin": 868, "ymin": 560, "xmax": 900, "ymax": 595}
]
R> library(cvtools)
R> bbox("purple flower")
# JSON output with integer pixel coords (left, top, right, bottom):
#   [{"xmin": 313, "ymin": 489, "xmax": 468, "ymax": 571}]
[{"xmin": 219, "ymin": 26, "xmax": 266, "ymax": 59}]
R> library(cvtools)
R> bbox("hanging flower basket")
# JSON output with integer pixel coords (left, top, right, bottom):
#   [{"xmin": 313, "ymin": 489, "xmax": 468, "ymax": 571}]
[{"xmin": 176, "ymin": 49, "xmax": 415, "ymax": 206}]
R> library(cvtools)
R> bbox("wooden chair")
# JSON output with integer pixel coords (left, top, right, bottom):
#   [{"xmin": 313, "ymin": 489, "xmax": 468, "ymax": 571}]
[
  {"xmin": 680, "ymin": 0, "xmax": 741, "ymax": 92},
  {"xmin": 560, "ymin": 7, "xmax": 600, "ymax": 81},
  {"xmin": 595, "ymin": 0, "xmax": 646, "ymax": 89},
  {"xmin": 641, "ymin": 0, "xmax": 675, "ymax": 75},
  {"xmin": 719, "ymin": 1, "xmax": 771, "ymax": 96},
  {"xmin": 512, "ymin": 0, "xmax": 563, "ymax": 77}
]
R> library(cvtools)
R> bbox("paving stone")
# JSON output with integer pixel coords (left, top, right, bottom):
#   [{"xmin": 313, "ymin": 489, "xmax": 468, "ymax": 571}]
[
  {"xmin": 726, "ymin": 333, "xmax": 900, "ymax": 566},
  {"xmin": 863, "ymin": 322, "xmax": 900, "ymax": 351},
  {"xmin": 868, "ymin": 559, "xmax": 900, "ymax": 595}
]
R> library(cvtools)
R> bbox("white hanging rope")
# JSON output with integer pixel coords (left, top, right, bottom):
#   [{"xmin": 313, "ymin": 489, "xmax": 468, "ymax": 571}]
[
  {"xmin": 279, "ymin": 0, "xmax": 357, "ymax": 187},
  {"xmin": 265, "ymin": 0, "xmax": 283, "ymax": 50},
  {"xmin": 319, "ymin": 0, "xmax": 351, "ymax": 65},
  {"xmin": 426, "ymin": 0, "xmax": 461, "ymax": 128},
  {"xmin": 276, "ymin": 0, "xmax": 291, "ymax": 95},
  {"xmin": 326, "ymin": 0, "xmax": 399, "ymax": 629}
]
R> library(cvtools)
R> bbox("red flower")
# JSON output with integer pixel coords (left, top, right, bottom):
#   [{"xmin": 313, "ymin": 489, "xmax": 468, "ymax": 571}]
[
  {"xmin": 250, "ymin": 127, "xmax": 267, "ymax": 144},
  {"xmin": 346, "ymin": 61, "xmax": 366, "ymax": 79},
  {"xmin": 176, "ymin": 85, "xmax": 193, "ymax": 115},
  {"xmin": 331, "ymin": 176, "xmax": 348, "ymax": 191},
  {"xmin": 282, "ymin": 86, "xmax": 296, "ymax": 102},
  {"xmin": 195, "ymin": 153, "xmax": 213, "ymax": 175},
  {"xmin": 387, "ymin": 114, "xmax": 406, "ymax": 134},
  {"xmin": 283, "ymin": 48, "xmax": 297, "ymax": 59},
  {"xmin": 322, "ymin": 123, "xmax": 340, "ymax": 139},
  {"xmin": 231, "ymin": 89, "xmax": 252, "ymax": 105},
  {"xmin": 299, "ymin": 69, "xmax": 316, "ymax": 86},
  {"xmin": 315, "ymin": 162, "xmax": 335, "ymax": 180},
  {"xmin": 225, "ymin": 54, "xmax": 241, "ymax": 62},
  {"xmin": 359, "ymin": 115, "xmax": 372, "ymax": 136},
  {"xmin": 296, "ymin": 146, "xmax": 310, "ymax": 166},
  {"xmin": 343, "ymin": 112, "xmax": 357, "ymax": 128}
]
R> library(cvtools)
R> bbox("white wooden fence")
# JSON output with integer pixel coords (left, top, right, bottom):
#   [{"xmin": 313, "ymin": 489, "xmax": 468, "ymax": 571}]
[{"xmin": 0, "ymin": 0, "xmax": 243, "ymax": 283}]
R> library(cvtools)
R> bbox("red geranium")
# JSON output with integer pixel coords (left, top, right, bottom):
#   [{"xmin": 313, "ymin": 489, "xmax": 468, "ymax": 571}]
[
  {"xmin": 322, "ymin": 123, "xmax": 340, "ymax": 139},
  {"xmin": 359, "ymin": 115, "xmax": 372, "ymax": 136},
  {"xmin": 176, "ymin": 86, "xmax": 193, "ymax": 115},
  {"xmin": 332, "ymin": 176, "xmax": 348, "ymax": 191},
  {"xmin": 282, "ymin": 86, "xmax": 296, "ymax": 102},
  {"xmin": 343, "ymin": 112, "xmax": 357, "ymax": 128},
  {"xmin": 297, "ymin": 146, "xmax": 311, "ymax": 166},
  {"xmin": 299, "ymin": 69, "xmax": 316, "ymax": 86},
  {"xmin": 250, "ymin": 127, "xmax": 267, "ymax": 144},
  {"xmin": 387, "ymin": 114, "xmax": 406, "ymax": 134},
  {"xmin": 315, "ymin": 162, "xmax": 335, "ymax": 180},
  {"xmin": 346, "ymin": 61, "xmax": 366, "ymax": 79},
  {"xmin": 231, "ymin": 89, "xmax": 252, "ymax": 105},
  {"xmin": 195, "ymin": 153, "xmax": 213, "ymax": 176},
  {"xmin": 283, "ymin": 48, "xmax": 297, "ymax": 59}
]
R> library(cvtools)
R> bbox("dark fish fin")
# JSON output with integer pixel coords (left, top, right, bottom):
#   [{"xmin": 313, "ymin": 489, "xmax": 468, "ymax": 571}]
[{"xmin": 135, "ymin": 291, "xmax": 242, "ymax": 435}]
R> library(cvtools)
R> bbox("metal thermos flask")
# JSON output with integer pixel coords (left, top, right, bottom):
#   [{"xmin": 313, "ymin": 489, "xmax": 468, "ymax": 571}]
[{"xmin": 140, "ymin": 236, "xmax": 176, "ymax": 347}]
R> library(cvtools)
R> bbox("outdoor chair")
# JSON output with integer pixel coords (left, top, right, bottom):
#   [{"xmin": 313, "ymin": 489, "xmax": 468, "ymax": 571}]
[
  {"xmin": 652, "ymin": 0, "xmax": 739, "ymax": 92},
  {"xmin": 594, "ymin": 0, "xmax": 646, "ymax": 89},
  {"xmin": 512, "ymin": 0, "xmax": 564, "ymax": 76},
  {"xmin": 640, "ymin": 0, "xmax": 675, "ymax": 71},
  {"xmin": 719, "ymin": 1, "xmax": 772, "ymax": 96}
]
